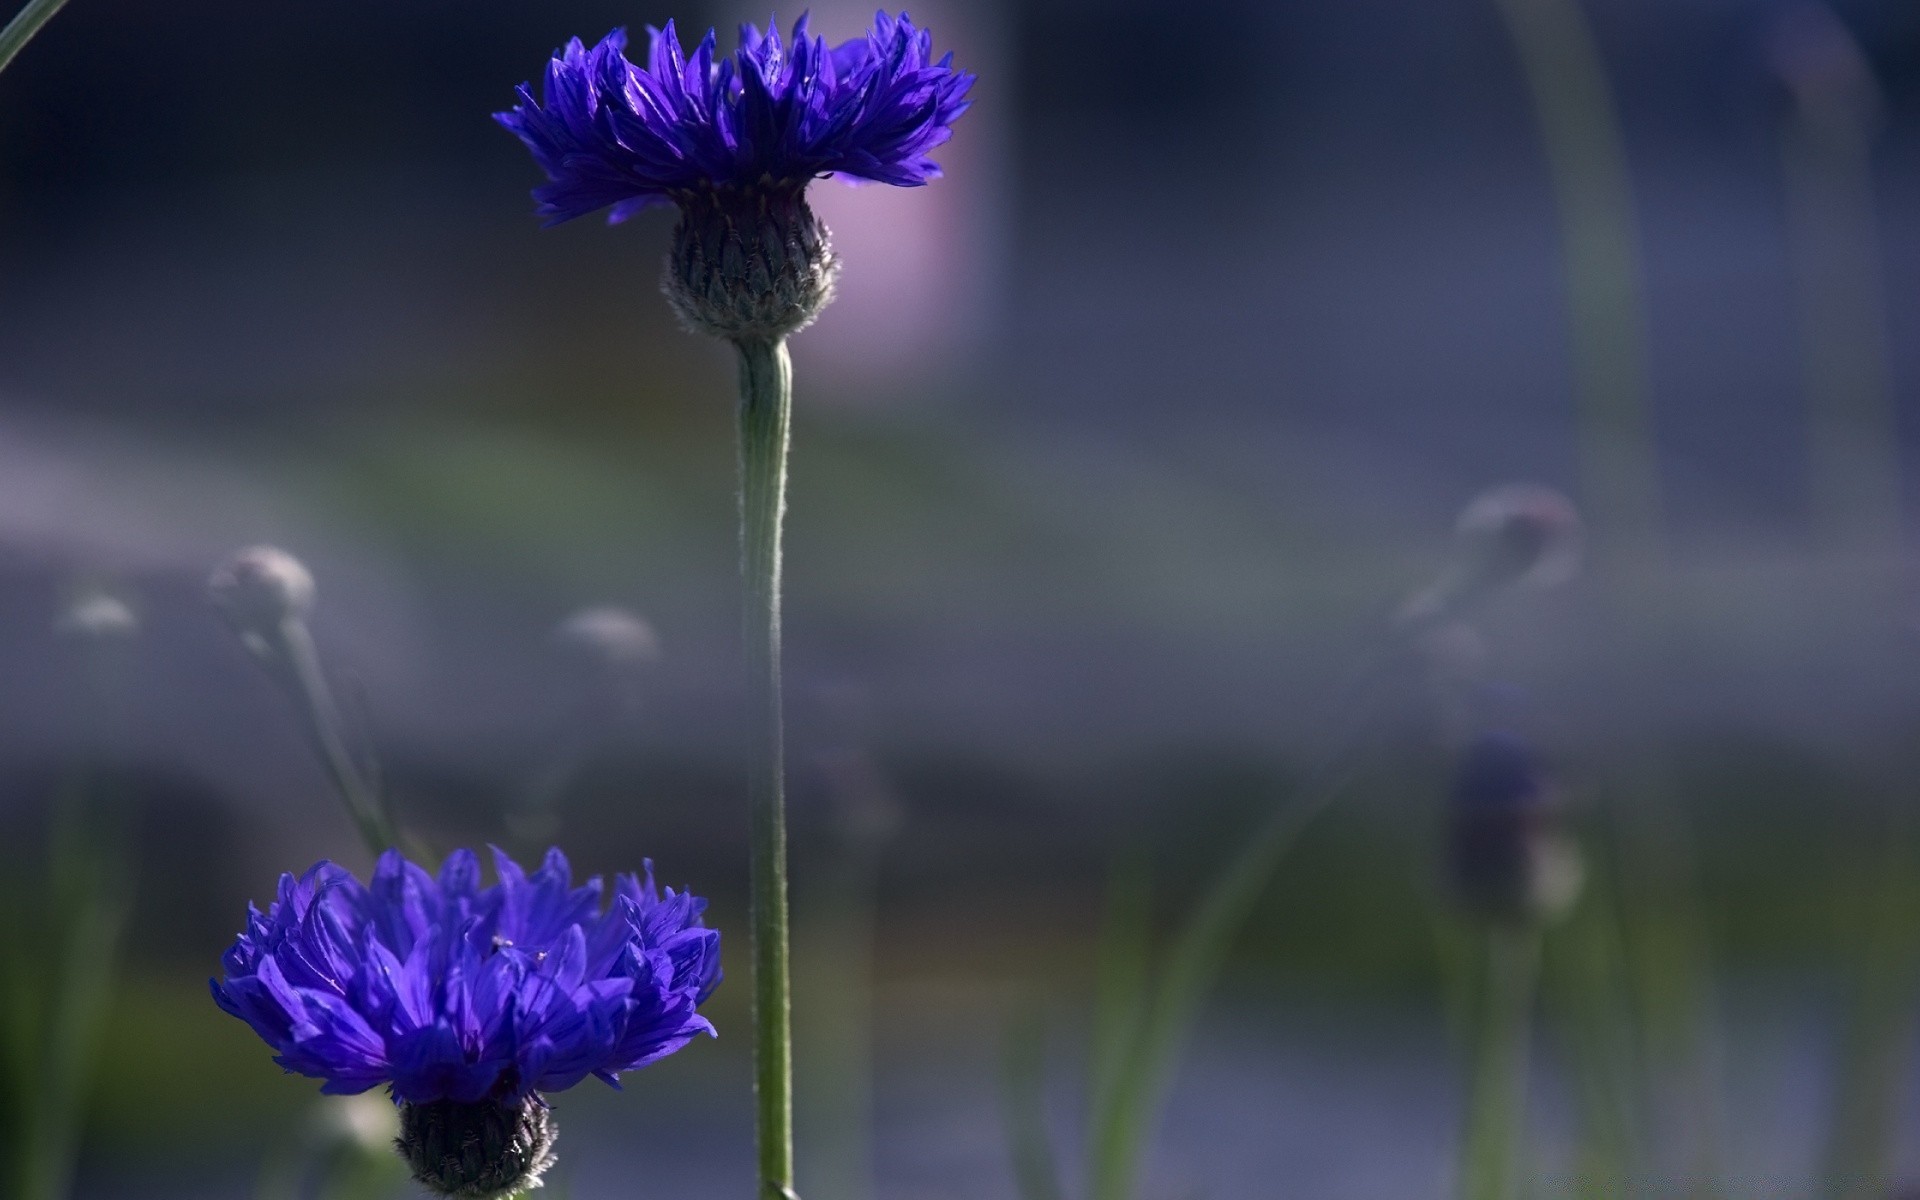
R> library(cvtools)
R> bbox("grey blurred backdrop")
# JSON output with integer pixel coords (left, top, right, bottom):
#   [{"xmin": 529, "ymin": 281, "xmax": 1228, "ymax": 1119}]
[{"xmin": 2, "ymin": 0, "xmax": 1919, "ymax": 1195}]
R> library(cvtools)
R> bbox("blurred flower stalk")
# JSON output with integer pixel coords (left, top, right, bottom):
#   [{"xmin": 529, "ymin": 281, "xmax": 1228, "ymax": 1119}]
[
  {"xmin": 1007, "ymin": 486, "xmax": 1585, "ymax": 1200},
  {"xmin": 793, "ymin": 683, "xmax": 902, "ymax": 1200},
  {"xmin": 1494, "ymin": 0, "xmax": 1729, "ymax": 1186},
  {"xmin": 1444, "ymin": 731, "xmax": 1582, "ymax": 1200},
  {"xmin": 1769, "ymin": 7, "xmax": 1918, "ymax": 1194},
  {"xmin": 210, "ymin": 546, "xmax": 397, "ymax": 856},
  {"xmin": 498, "ymin": 15, "xmax": 973, "ymax": 1197},
  {"xmin": 1, "ymin": 591, "xmax": 137, "ymax": 1200}
]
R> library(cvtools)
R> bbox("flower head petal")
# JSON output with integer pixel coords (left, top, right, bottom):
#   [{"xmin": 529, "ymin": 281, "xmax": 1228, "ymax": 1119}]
[
  {"xmin": 497, "ymin": 11, "xmax": 974, "ymax": 224},
  {"xmin": 214, "ymin": 847, "xmax": 719, "ymax": 1102}
]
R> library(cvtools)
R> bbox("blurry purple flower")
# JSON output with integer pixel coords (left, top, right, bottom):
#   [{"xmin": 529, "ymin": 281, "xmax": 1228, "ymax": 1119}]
[
  {"xmin": 214, "ymin": 847, "xmax": 720, "ymax": 1195},
  {"xmin": 496, "ymin": 11, "xmax": 974, "ymax": 342},
  {"xmin": 496, "ymin": 11, "xmax": 974, "ymax": 225},
  {"xmin": 1446, "ymin": 731, "xmax": 1583, "ymax": 923}
]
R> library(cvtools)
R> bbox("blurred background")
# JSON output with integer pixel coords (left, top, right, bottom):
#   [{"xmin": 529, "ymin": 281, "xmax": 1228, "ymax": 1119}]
[{"xmin": 2, "ymin": 0, "xmax": 1919, "ymax": 1196}]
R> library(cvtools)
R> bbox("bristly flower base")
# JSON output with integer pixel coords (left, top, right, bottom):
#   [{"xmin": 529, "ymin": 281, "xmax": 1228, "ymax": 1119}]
[
  {"xmin": 398, "ymin": 1094, "xmax": 558, "ymax": 1199},
  {"xmin": 663, "ymin": 183, "xmax": 839, "ymax": 343}
]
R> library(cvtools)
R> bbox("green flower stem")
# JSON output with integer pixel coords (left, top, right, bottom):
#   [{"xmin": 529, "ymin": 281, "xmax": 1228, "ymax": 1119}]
[
  {"xmin": 735, "ymin": 337, "xmax": 797, "ymax": 1200},
  {"xmin": 1001, "ymin": 1006, "xmax": 1067, "ymax": 1200},
  {"xmin": 1490, "ymin": 0, "xmax": 1660, "ymax": 567},
  {"xmin": 1819, "ymin": 830, "xmax": 1920, "ymax": 1197},
  {"xmin": 1777, "ymin": 52, "xmax": 1916, "ymax": 1196},
  {"xmin": 1088, "ymin": 754, "xmax": 1358, "ymax": 1200},
  {"xmin": 0, "ymin": 0, "xmax": 67, "ymax": 78},
  {"xmin": 269, "ymin": 615, "xmax": 396, "ymax": 856},
  {"xmin": 1457, "ymin": 926, "xmax": 1542, "ymax": 1200},
  {"xmin": 1494, "ymin": 0, "xmax": 1728, "ymax": 1184}
]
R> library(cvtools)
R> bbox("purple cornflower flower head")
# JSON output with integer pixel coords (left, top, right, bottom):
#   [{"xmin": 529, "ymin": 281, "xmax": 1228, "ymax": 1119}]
[
  {"xmin": 495, "ymin": 11, "xmax": 975, "ymax": 342},
  {"xmin": 1446, "ymin": 731, "xmax": 1583, "ymax": 924},
  {"xmin": 213, "ymin": 847, "xmax": 720, "ymax": 1197}
]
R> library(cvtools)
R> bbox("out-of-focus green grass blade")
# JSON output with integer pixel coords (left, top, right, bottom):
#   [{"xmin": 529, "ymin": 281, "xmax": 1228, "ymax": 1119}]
[
  {"xmin": 1001, "ymin": 1007, "xmax": 1067, "ymax": 1200},
  {"xmin": 1088, "ymin": 760, "xmax": 1355, "ymax": 1200},
  {"xmin": 1818, "ymin": 827, "xmax": 1920, "ymax": 1197},
  {"xmin": 1455, "ymin": 926, "xmax": 1542, "ymax": 1200},
  {"xmin": 1607, "ymin": 788, "xmax": 1725, "ymax": 1195},
  {"xmin": 0, "ymin": 0, "xmax": 68, "ymax": 77},
  {"xmin": 1085, "ymin": 847, "xmax": 1152, "ymax": 1167},
  {"xmin": 1541, "ymin": 828, "xmax": 1645, "ymax": 1199},
  {"xmin": 4, "ymin": 776, "xmax": 131, "ymax": 1200}
]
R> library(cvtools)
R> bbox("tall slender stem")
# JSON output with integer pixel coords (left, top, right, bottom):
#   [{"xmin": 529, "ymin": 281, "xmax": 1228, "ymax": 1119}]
[
  {"xmin": 1458, "ymin": 926, "xmax": 1541, "ymax": 1200},
  {"xmin": 1490, "ymin": 0, "xmax": 1660, "ymax": 568},
  {"xmin": 1494, "ymin": 1, "xmax": 1728, "ymax": 1184},
  {"xmin": 272, "ymin": 616, "xmax": 395, "ymax": 856},
  {"xmin": 736, "ymin": 337, "xmax": 796, "ymax": 1200},
  {"xmin": 1089, "ymin": 749, "xmax": 1361, "ymax": 1200},
  {"xmin": 0, "ymin": 0, "xmax": 68, "ymax": 78}
]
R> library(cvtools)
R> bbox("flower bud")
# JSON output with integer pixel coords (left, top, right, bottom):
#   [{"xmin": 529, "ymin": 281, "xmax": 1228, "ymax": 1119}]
[
  {"xmin": 1446, "ymin": 731, "xmax": 1584, "ymax": 924},
  {"xmin": 1396, "ymin": 485, "xmax": 1583, "ymax": 632},
  {"xmin": 662, "ymin": 183, "xmax": 840, "ymax": 343},
  {"xmin": 323, "ymin": 1092, "xmax": 399, "ymax": 1156},
  {"xmin": 396, "ymin": 1096, "xmax": 557, "ymax": 1199},
  {"xmin": 208, "ymin": 545, "xmax": 315, "ymax": 636},
  {"xmin": 553, "ymin": 606, "xmax": 661, "ymax": 670},
  {"xmin": 1453, "ymin": 484, "xmax": 1583, "ymax": 594},
  {"xmin": 54, "ymin": 590, "xmax": 139, "ymax": 640}
]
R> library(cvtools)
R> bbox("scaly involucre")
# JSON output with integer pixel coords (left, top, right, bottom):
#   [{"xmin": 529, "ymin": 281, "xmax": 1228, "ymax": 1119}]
[
  {"xmin": 212, "ymin": 847, "xmax": 721, "ymax": 1103},
  {"xmin": 495, "ymin": 10, "xmax": 975, "ymax": 224}
]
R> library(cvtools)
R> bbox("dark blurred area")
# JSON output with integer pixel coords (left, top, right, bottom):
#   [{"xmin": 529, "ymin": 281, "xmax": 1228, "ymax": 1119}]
[{"xmin": 4, "ymin": 0, "xmax": 1920, "ymax": 1195}]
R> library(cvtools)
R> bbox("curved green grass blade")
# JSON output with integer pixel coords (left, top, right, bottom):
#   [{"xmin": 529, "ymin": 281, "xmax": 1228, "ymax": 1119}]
[{"xmin": 0, "ymin": 0, "xmax": 70, "ymax": 79}]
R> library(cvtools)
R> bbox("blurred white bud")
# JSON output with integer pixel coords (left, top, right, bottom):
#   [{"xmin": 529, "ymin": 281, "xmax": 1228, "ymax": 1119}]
[
  {"xmin": 1446, "ymin": 731, "xmax": 1585, "ymax": 925},
  {"xmin": 1454, "ymin": 484, "xmax": 1584, "ymax": 592},
  {"xmin": 1396, "ymin": 485, "xmax": 1583, "ymax": 633},
  {"xmin": 553, "ymin": 606, "xmax": 661, "ymax": 669},
  {"xmin": 319, "ymin": 1092, "xmax": 399, "ymax": 1155},
  {"xmin": 54, "ymin": 590, "xmax": 139, "ymax": 640},
  {"xmin": 208, "ymin": 545, "xmax": 315, "ymax": 637}
]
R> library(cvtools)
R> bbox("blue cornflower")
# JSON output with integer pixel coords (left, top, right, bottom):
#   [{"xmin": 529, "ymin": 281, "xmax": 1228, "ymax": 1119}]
[
  {"xmin": 496, "ymin": 11, "xmax": 974, "ymax": 341},
  {"xmin": 214, "ymin": 847, "xmax": 720, "ymax": 1197}
]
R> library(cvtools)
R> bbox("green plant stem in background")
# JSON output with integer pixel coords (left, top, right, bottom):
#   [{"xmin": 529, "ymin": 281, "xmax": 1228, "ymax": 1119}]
[
  {"xmin": 1085, "ymin": 847, "xmax": 1151, "ymax": 1176},
  {"xmin": 1001, "ymin": 1007, "xmax": 1067, "ymax": 1200},
  {"xmin": 2, "ymin": 614, "xmax": 133, "ymax": 1200},
  {"xmin": 1087, "ymin": 755, "xmax": 1358, "ymax": 1200},
  {"xmin": 1776, "ymin": 52, "xmax": 1917, "ymax": 1195},
  {"xmin": 1457, "ymin": 926, "xmax": 1542, "ymax": 1200},
  {"xmin": 0, "ymin": 0, "xmax": 68, "ymax": 78},
  {"xmin": 794, "ymin": 835, "xmax": 881, "ymax": 1200},
  {"xmin": 2, "ymin": 795, "xmax": 128, "ymax": 1200},
  {"xmin": 1819, "ymin": 831, "xmax": 1920, "ymax": 1198},
  {"xmin": 268, "ymin": 616, "xmax": 396, "ymax": 856},
  {"xmin": 1490, "ymin": 0, "xmax": 1659, "ymax": 568},
  {"xmin": 1493, "ymin": 1, "xmax": 1728, "ymax": 1188},
  {"xmin": 736, "ymin": 337, "xmax": 798, "ymax": 1200},
  {"xmin": 1779, "ymin": 65, "xmax": 1900, "ymax": 558},
  {"xmin": 1541, "ymin": 835, "xmax": 1645, "ymax": 1198}
]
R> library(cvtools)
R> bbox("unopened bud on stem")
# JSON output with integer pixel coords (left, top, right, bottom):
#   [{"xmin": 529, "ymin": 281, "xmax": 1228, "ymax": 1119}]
[
  {"xmin": 396, "ymin": 1096, "xmax": 557, "ymax": 1199},
  {"xmin": 1397, "ymin": 484, "xmax": 1583, "ymax": 632},
  {"xmin": 662, "ymin": 183, "xmax": 840, "ymax": 344},
  {"xmin": 209, "ymin": 545, "xmax": 316, "ymax": 655}
]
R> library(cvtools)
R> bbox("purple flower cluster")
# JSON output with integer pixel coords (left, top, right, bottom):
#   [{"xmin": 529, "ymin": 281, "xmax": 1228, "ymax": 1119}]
[
  {"xmin": 496, "ymin": 10, "xmax": 975, "ymax": 224},
  {"xmin": 213, "ymin": 847, "xmax": 720, "ymax": 1104}
]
